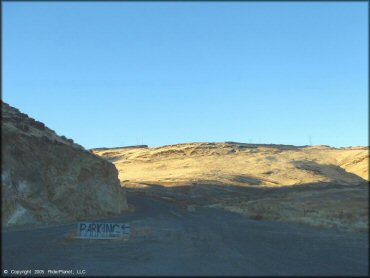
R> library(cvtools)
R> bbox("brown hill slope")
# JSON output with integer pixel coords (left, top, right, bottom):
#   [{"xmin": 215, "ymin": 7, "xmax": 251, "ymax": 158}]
[
  {"xmin": 92, "ymin": 142, "xmax": 368, "ymax": 187},
  {"xmin": 2, "ymin": 102, "xmax": 128, "ymax": 226},
  {"xmin": 93, "ymin": 142, "xmax": 368, "ymax": 232}
]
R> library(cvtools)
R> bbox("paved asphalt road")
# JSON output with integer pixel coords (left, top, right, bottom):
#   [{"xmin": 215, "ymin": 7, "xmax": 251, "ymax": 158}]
[{"xmin": 2, "ymin": 192, "xmax": 369, "ymax": 276}]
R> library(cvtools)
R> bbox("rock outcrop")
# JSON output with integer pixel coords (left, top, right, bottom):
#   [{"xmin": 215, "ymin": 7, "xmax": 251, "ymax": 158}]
[{"xmin": 1, "ymin": 101, "xmax": 128, "ymax": 227}]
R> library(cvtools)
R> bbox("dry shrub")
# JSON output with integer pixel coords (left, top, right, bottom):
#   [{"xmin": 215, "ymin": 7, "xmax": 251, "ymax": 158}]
[
  {"xmin": 252, "ymin": 214, "xmax": 264, "ymax": 221},
  {"xmin": 127, "ymin": 204, "xmax": 136, "ymax": 213},
  {"xmin": 64, "ymin": 231, "xmax": 77, "ymax": 241}
]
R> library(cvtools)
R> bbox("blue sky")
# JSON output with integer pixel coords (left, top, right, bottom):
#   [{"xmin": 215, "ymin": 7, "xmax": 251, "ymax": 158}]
[{"xmin": 3, "ymin": 2, "xmax": 368, "ymax": 148}]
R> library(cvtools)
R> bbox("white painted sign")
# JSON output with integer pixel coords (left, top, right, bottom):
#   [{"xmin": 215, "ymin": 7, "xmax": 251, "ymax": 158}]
[{"xmin": 76, "ymin": 222, "xmax": 130, "ymax": 239}]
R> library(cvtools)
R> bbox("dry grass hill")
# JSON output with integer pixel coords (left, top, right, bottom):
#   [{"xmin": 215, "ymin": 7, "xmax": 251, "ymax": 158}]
[{"xmin": 93, "ymin": 142, "xmax": 369, "ymax": 233}]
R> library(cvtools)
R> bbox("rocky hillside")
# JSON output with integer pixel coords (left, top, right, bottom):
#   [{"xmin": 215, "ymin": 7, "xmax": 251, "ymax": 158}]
[
  {"xmin": 2, "ymin": 101, "xmax": 128, "ymax": 227},
  {"xmin": 93, "ymin": 142, "xmax": 368, "ymax": 233}
]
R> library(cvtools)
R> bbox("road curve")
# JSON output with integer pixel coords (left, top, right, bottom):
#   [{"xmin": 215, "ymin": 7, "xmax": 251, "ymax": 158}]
[{"xmin": 2, "ymin": 192, "xmax": 368, "ymax": 276}]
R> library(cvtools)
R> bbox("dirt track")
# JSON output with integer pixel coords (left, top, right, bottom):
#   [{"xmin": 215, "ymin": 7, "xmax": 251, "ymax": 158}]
[{"xmin": 2, "ymin": 192, "xmax": 368, "ymax": 276}]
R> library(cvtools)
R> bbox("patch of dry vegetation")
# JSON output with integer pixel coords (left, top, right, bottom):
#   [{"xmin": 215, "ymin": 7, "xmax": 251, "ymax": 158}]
[
  {"xmin": 209, "ymin": 185, "xmax": 368, "ymax": 233},
  {"xmin": 92, "ymin": 142, "xmax": 369, "ymax": 233}
]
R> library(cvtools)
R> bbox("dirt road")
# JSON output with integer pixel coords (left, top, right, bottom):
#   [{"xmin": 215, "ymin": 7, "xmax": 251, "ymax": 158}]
[{"xmin": 2, "ymin": 192, "xmax": 368, "ymax": 276}]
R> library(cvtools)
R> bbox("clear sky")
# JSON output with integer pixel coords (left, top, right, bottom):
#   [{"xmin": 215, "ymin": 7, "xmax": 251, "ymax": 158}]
[{"xmin": 3, "ymin": 2, "xmax": 368, "ymax": 149}]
